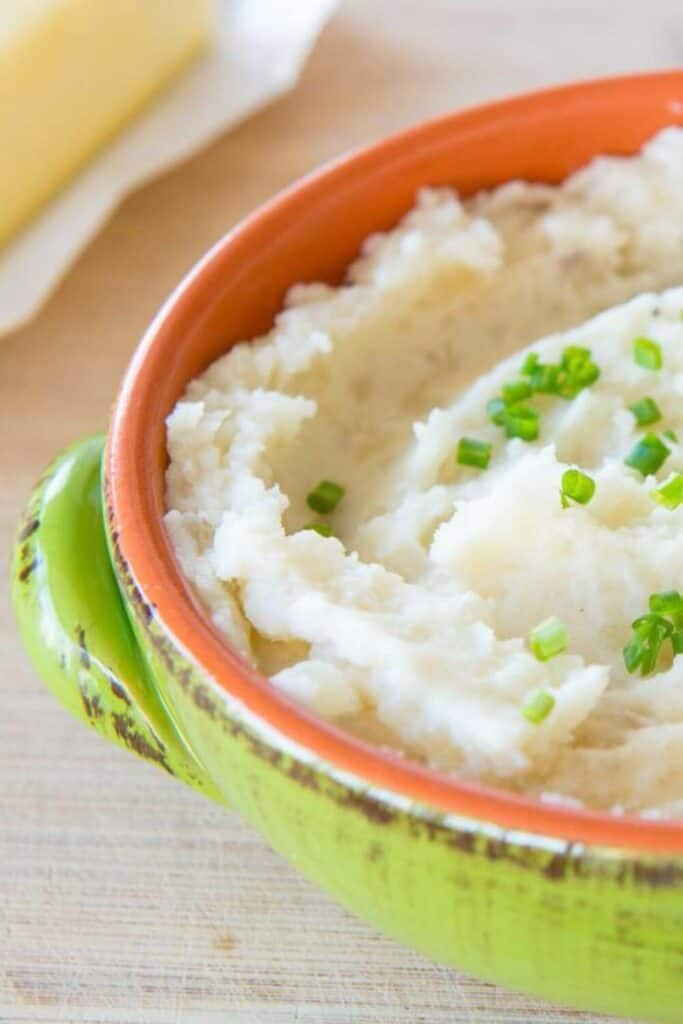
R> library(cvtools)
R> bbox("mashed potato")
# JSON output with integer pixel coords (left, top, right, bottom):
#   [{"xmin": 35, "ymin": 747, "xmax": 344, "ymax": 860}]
[{"xmin": 165, "ymin": 128, "xmax": 683, "ymax": 815}]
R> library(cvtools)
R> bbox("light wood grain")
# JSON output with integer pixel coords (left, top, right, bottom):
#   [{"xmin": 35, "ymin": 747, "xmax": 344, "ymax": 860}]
[{"xmin": 2, "ymin": 1, "xmax": 680, "ymax": 1020}]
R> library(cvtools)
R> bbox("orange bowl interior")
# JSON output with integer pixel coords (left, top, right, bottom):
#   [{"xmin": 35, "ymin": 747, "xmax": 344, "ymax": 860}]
[{"xmin": 109, "ymin": 71, "xmax": 683, "ymax": 853}]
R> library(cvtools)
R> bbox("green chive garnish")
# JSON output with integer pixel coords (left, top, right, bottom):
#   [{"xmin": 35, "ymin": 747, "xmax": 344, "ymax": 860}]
[
  {"xmin": 624, "ymin": 433, "xmax": 670, "ymax": 476},
  {"xmin": 663, "ymin": 429, "xmax": 679, "ymax": 443},
  {"xmin": 623, "ymin": 592, "xmax": 683, "ymax": 675},
  {"xmin": 487, "ymin": 396, "xmax": 507, "ymax": 426},
  {"xmin": 529, "ymin": 617, "xmax": 568, "ymax": 661},
  {"xmin": 634, "ymin": 337, "xmax": 662, "ymax": 370},
  {"xmin": 302, "ymin": 521, "xmax": 334, "ymax": 537},
  {"xmin": 503, "ymin": 405, "xmax": 539, "ymax": 441},
  {"xmin": 529, "ymin": 363, "xmax": 560, "ymax": 394},
  {"xmin": 649, "ymin": 591, "xmax": 683, "ymax": 624},
  {"xmin": 524, "ymin": 356, "xmax": 540, "ymax": 380},
  {"xmin": 561, "ymin": 362, "xmax": 598, "ymax": 397},
  {"xmin": 489, "ymin": 345, "xmax": 600, "ymax": 449},
  {"xmin": 561, "ymin": 346, "xmax": 591, "ymax": 368},
  {"xmin": 521, "ymin": 346, "xmax": 599, "ymax": 399},
  {"xmin": 560, "ymin": 366, "xmax": 600, "ymax": 398},
  {"xmin": 306, "ymin": 480, "xmax": 345, "ymax": 514},
  {"xmin": 629, "ymin": 396, "xmax": 662, "ymax": 427},
  {"xmin": 651, "ymin": 473, "xmax": 683, "ymax": 510},
  {"xmin": 521, "ymin": 352, "xmax": 539, "ymax": 376},
  {"xmin": 522, "ymin": 689, "xmax": 556, "ymax": 725},
  {"xmin": 623, "ymin": 613, "xmax": 673, "ymax": 676},
  {"xmin": 502, "ymin": 378, "xmax": 533, "ymax": 404},
  {"xmin": 558, "ymin": 348, "xmax": 600, "ymax": 397},
  {"xmin": 456, "ymin": 437, "xmax": 492, "ymax": 470},
  {"xmin": 560, "ymin": 468, "xmax": 596, "ymax": 508}
]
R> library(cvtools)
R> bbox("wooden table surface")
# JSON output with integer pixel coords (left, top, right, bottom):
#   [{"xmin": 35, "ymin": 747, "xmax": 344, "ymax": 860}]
[{"xmin": 2, "ymin": 2, "xmax": 680, "ymax": 1021}]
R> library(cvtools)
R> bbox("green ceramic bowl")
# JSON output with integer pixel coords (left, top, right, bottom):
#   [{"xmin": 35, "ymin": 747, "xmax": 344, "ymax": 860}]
[{"xmin": 13, "ymin": 73, "xmax": 683, "ymax": 1022}]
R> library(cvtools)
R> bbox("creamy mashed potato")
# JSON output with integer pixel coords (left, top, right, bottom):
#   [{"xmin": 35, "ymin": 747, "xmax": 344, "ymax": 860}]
[{"xmin": 165, "ymin": 128, "xmax": 683, "ymax": 814}]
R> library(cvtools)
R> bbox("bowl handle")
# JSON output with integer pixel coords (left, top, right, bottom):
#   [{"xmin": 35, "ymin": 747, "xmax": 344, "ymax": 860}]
[{"xmin": 12, "ymin": 435, "xmax": 226, "ymax": 804}]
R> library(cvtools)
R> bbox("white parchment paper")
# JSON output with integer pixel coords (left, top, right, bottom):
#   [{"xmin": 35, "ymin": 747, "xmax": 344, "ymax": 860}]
[{"xmin": 0, "ymin": 0, "xmax": 338, "ymax": 336}]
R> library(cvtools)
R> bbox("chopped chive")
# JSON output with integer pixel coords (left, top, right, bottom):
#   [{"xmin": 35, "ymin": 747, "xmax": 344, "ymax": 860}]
[
  {"xmin": 632, "ymin": 614, "xmax": 674, "ymax": 637},
  {"xmin": 623, "ymin": 632, "xmax": 646, "ymax": 674},
  {"xmin": 663, "ymin": 428, "xmax": 679, "ymax": 443},
  {"xmin": 503, "ymin": 404, "xmax": 539, "ymax": 441},
  {"xmin": 561, "ymin": 346, "xmax": 591, "ymax": 369},
  {"xmin": 623, "ymin": 613, "xmax": 673, "ymax": 676},
  {"xmin": 302, "ymin": 521, "xmax": 334, "ymax": 537},
  {"xmin": 559, "ymin": 359, "xmax": 600, "ymax": 397},
  {"xmin": 456, "ymin": 436, "xmax": 492, "ymax": 470},
  {"xmin": 651, "ymin": 472, "xmax": 683, "ymax": 510},
  {"xmin": 624, "ymin": 433, "xmax": 670, "ymax": 476},
  {"xmin": 649, "ymin": 591, "xmax": 683, "ymax": 625},
  {"xmin": 521, "ymin": 352, "xmax": 539, "ymax": 376},
  {"xmin": 306, "ymin": 479, "xmax": 345, "ymax": 514},
  {"xmin": 522, "ymin": 688, "xmax": 556, "ymax": 725},
  {"xmin": 529, "ymin": 363, "xmax": 560, "ymax": 394},
  {"xmin": 560, "ymin": 468, "xmax": 596, "ymax": 508},
  {"xmin": 634, "ymin": 337, "xmax": 662, "ymax": 370},
  {"xmin": 623, "ymin": 594, "xmax": 683, "ymax": 676},
  {"xmin": 490, "ymin": 344, "xmax": 601, "ymax": 448},
  {"xmin": 529, "ymin": 616, "xmax": 568, "ymax": 661},
  {"xmin": 523, "ymin": 346, "xmax": 599, "ymax": 399},
  {"xmin": 487, "ymin": 396, "xmax": 507, "ymax": 426},
  {"xmin": 629, "ymin": 396, "xmax": 662, "ymax": 426},
  {"xmin": 502, "ymin": 378, "xmax": 533, "ymax": 404}
]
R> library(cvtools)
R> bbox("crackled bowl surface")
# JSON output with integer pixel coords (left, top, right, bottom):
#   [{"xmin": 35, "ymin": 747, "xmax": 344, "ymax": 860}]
[{"xmin": 13, "ymin": 73, "xmax": 683, "ymax": 1022}]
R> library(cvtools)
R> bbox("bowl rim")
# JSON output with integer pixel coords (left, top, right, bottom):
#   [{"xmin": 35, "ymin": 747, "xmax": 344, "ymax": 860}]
[{"xmin": 109, "ymin": 69, "xmax": 683, "ymax": 854}]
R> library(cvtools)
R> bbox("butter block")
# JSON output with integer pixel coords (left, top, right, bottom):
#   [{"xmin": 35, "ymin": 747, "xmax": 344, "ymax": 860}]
[{"xmin": 0, "ymin": 0, "xmax": 213, "ymax": 246}]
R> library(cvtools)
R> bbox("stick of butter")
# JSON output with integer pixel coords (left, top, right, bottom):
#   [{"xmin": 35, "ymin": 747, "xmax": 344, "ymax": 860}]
[{"xmin": 0, "ymin": 0, "xmax": 214, "ymax": 247}]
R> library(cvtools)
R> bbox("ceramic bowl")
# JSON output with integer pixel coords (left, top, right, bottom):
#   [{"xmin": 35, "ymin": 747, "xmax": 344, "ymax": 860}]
[{"xmin": 13, "ymin": 72, "xmax": 683, "ymax": 1022}]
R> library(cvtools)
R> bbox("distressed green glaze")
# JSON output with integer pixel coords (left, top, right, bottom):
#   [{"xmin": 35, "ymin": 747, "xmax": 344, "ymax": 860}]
[
  {"xmin": 13, "ymin": 438, "xmax": 683, "ymax": 1022},
  {"xmin": 12, "ymin": 435, "xmax": 223, "ymax": 802}
]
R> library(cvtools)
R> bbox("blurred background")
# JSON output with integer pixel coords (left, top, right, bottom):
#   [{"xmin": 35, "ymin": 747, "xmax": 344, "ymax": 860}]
[{"xmin": 1, "ymin": 2, "xmax": 680, "ymax": 1021}]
